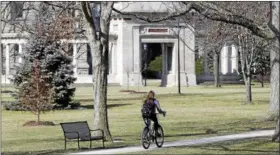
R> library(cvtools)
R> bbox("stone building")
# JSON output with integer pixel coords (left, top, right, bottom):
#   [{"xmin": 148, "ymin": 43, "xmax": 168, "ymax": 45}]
[
  {"xmin": 0, "ymin": 2, "xmax": 197, "ymax": 86},
  {"xmin": 196, "ymin": 42, "xmax": 240, "ymax": 84}
]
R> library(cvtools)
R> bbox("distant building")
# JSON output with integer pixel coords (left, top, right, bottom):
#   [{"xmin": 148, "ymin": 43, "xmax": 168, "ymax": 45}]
[{"xmin": 1, "ymin": 2, "xmax": 198, "ymax": 86}]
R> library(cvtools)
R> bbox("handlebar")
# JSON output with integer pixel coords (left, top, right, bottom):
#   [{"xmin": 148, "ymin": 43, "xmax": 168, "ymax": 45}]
[{"xmin": 155, "ymin": 111, "xmax": 167, "ymax": 117}]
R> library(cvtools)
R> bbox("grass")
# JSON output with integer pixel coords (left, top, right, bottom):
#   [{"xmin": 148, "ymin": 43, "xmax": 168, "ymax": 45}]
[{"xmin": 2, "ymin": 83, "xmax": 279, "ymax": 155}]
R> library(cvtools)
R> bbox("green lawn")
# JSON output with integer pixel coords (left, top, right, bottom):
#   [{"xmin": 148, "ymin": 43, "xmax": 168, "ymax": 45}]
[{"xmin": 2, "ymin": 84, "xmax": 279, "ymax": 155}]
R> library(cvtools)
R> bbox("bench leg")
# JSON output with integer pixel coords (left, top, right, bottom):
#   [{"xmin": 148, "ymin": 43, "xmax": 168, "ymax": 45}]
[
  {"xmin": 102, "ymin": 139, "xmax": 105, "ymax": 148},
  {"xmin": 64, "ymin": 139, "xmax": 67, "ymax": 150},
  {"xmin": 78, "ymin": 139, "xmax": 80, "ymax": 149}
]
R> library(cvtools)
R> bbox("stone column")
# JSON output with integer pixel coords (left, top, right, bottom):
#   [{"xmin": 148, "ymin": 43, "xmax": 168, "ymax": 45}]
[
  {"xmin": 72, "ymin": 43, "xmax": 78, "ymax": 76},
  {"xmin": 132, "ymin": 27, "xmax": 141, "ymax": 86},
  {"xmin": 183, "ymin": 27, "xmax": 196, "ymax": 86},
  {"xmin": 18, "ymin": 43, "xmax": 22, "ymax": 63},
  {"xmin": 111, "ymin": 43, "xmax": 115, "ymax": 74},
  {"xmin": 231, "ymin": 44, "xmax": 238, "ymax": 74},
  {"xmin": 221, "ymin": 45, "xmax": 228, "ymax": 74},
  {"xmin": 133, "ymin": 28, "xmax": 140, "ymax": 72},
  {"xmin": 5, "ymin": 44, "xmax": 9, "ymax": 75},
  {"xmin": 74, "ymin": 3, "xmax": 79, "ymax": 29}
]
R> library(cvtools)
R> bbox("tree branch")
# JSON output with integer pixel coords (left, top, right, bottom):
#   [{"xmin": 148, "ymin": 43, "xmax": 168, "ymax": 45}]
[
  {"xmin": 43, "ymin": 2, "xmax": 78, "ymax": 11},
  {"xmin": 112, "ymin": 2, "xmax": 193, "ymax": 23},
  {"xmin": 81, "ymin": 1, "xmax": 97, "ymax": 41},
  {"xmin": 113, "ymin": 2, "xmax": 276, "ymax": 39},
  {"xmin": 189, "ymin": 2, "xmax": 276, "ymax": 39}
]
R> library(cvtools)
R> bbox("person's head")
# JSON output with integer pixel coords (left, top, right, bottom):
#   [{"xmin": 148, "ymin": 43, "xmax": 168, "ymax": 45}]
[{"xmin": 147, "ymin": 90, "xmax": 155, "ymax": 99}]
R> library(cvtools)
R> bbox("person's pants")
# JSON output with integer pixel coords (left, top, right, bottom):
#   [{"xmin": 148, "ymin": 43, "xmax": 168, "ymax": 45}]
[{"xmin": 150, "ymin": 114, "xmax": 159, "ymax": 133}]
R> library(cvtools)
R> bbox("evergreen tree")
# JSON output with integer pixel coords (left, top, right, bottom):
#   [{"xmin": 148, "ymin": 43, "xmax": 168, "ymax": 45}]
[{"xmin": 12, "ymin": 15, "xmax": 77, "ymax": 109}]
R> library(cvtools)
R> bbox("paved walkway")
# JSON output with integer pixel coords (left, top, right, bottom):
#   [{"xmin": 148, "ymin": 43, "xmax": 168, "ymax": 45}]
[{"xmin": 71, "ymin": 130, "xmax": 274, "ymax": 155}]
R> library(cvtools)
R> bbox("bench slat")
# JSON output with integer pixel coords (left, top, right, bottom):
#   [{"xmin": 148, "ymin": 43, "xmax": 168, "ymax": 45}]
[
  {"xmin": 61, "ymin": 122, "xmax": 90, "ymax": 139},
  {"xmin": 60, "ymin": 121, "xmax": 105, "ymax": 149}
]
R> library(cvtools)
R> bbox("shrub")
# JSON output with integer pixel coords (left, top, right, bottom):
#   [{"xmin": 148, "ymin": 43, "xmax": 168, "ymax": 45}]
[
  {"xmin": 149, "ymin": 55, "xmax": 162, "ymax": 72},
  {"xmin": 195, "ymin": 58, "xmax": 204, "ymax": 75},
  {"xmin": 4, "ymin": 101, "xmax": 29, "ymax": 111}
]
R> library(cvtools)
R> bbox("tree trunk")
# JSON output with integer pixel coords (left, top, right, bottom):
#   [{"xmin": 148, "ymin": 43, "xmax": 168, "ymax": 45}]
[
  {"xmin": 267, "ymin": 39, "xmax": 279, "ymax": 119},
  {"xmin": 214, "ymin": 52, "xmax": 221, "ymax": 87},
  {"xmin": 267, "ymin": 1, "xmax": 280, "ymax": 122},
  {"xmin": 245, "ymin": 76, "xmax": 252, "ymax": 104},
  {"xmin": 37, "ymin": 110, "xmax": 40, "ymax": 123},
  {"xmin": 87, "ymin": 2, "xmax": 113, "ymax": 141},
  {"xmin": 91, "ymin": 40, "xmax": 112, "ymax": 141},
  {"xmin": 261, "ymin": 74, "xmax": 264, "ymax": 88}
]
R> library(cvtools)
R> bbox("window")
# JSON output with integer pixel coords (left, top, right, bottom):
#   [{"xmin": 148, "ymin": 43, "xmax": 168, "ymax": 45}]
[
  {"xmin": 113, "ymin": 24, "xmax": 118, "ymax": 32},
  {"xmin": 167, "ymin": 46, "xmax": 173, "ymax": 72},
  {"xmin": 14, "ymin": 44, "xmax": 19, "ymax": 63},
  {"xmin": 11, "ymin": 2, "xmax": 23, "ymax": 19}
]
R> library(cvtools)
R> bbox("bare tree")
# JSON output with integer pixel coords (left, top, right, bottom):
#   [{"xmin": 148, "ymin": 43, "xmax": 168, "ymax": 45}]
[
  {"xmin": 195, "ymin": 17, "xmax": 236, "ymax": 87},
  {"xmin": 80, "ymin": 2, "xmax": 114, "ymax": 140},
  {"xmin": 237, "ymin": 28, "xmax": 258, "ymax": 104},
  {"xmin": 123, "ymin": 62, "xmax": 131, "ymax": 91},
  {"xmin": 113, "ymin": 1, "xmax": 279, "ymax": 142},
  {"xmin": 19, "ymin": 60, "xmax": 53, "ymax": 123},
  {"xmin": 35, "ymin": 2, "xmax": 114, "ymax": 140},
  {"xmin": 253, "ymin": 45, "xmax": 270, "ymax": 88}
]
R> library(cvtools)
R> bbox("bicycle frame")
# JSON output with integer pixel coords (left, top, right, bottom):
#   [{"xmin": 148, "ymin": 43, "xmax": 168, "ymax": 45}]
[
  {"xmin": 143, "ymin": 114, "xmax": 161, "ymax": 139},
  {"xmin": 141, "ymin": 114, "xmax": 164, "ymax": 149}
]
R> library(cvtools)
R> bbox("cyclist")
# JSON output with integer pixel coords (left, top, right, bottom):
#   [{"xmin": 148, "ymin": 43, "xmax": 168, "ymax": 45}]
[{"xmin": 142, "ymin": 90, "xmax": 166, "ymax": 137}]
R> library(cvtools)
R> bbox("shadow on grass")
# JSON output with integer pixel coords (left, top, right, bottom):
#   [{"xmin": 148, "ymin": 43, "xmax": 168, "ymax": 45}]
[
  {"xmin": 165, "ymin": 132, "xmax": 210, "ymax": 138},
  {"xmin": 78, "ymin": 97, "xmax": 143, "ymax": 102},
  {"xmin": 80, "ymin": 103, "xmax": 132, "ymax": 109},
  {"xmin": 1, "ymin": 90, "xmax": 13, "ymax": 94},
  {"xmin": 78, "ymin": 91, "xmax": 264, "ymax": 103},
  {"xmin": 2, "ymin": 145, "xmax": 129, "ymax": 155},
  {"xmin": 2, "ymin": 148, "xmax": 72, "ymax": 155}
]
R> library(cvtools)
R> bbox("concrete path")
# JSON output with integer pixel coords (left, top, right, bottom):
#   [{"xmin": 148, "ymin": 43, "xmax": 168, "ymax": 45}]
[{"xmin": 71, "ymin": 130, "xmax": 274, "ymax": 155}]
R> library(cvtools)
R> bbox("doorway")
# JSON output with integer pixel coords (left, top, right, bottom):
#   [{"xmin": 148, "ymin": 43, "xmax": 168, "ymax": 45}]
[{"xmin": 141, "ymin": 43, "xmax": 174, "ymax": 87}]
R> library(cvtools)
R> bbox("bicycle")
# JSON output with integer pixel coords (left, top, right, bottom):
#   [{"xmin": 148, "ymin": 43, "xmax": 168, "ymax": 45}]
[{"xmin": 141, "ymin": 113, "xmax": 165, "ymax": 149}]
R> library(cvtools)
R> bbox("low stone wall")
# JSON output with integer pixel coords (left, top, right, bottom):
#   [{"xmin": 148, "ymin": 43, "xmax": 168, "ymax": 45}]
[
  {"xmin": 254, "ymin": 75, "xmax": 270, "ymax": 82},
  {"xmin": 196, "ymin": 74, "xmax": 241, "ymax": 84}
]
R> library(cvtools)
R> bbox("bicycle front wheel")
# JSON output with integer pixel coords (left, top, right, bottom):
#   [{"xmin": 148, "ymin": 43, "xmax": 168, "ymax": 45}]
[
  {"xmin": 141, "ymin": 127, "xmax": 150, "ymax": 149},
  {"xmin": 155, "ymin": 125, "xmax": 164, "ymax": 148}
]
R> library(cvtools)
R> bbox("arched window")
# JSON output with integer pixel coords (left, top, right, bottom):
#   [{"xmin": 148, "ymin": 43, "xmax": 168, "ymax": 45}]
[{"xmin": 14, "ymin": 44, "xmax": 19, "ymax": 63}]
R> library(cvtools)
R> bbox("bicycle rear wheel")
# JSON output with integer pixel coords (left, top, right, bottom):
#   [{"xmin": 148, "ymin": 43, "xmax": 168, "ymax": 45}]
[
  {"xmin": 155, "ymin": 125, "xmax": 164, "ymax": 148},
  {"xmin": 141, "ymin": 127, "xmax": 150, "ymax": 149}
]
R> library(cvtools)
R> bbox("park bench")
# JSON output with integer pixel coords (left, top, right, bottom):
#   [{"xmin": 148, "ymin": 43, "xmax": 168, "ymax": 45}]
[{"xmin": 60, "ymin": 121, "xmax": 104, "ymax": 149}]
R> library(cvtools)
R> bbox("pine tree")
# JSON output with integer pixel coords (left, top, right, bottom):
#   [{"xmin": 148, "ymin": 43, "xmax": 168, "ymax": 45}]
[{"xmin": 12, "ymin": 14, "xmax": 77, "ymax": 109}]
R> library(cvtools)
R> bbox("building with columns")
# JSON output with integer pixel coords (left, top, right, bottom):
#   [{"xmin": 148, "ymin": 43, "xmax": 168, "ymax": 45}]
[
  {"xmin": 196, "ymin": 41, "xmax": 240, "ymax": 84},
  {"xmin": 1, "ymin": 2, "xmax": 196, "ymax": 86},
  {"xmin": 201, "ymin": 42, "xmax": 239, "ymax": 75},
  {"xmin": 220, "ymin": 43, "xmax": 239, "ymax": 75}
]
